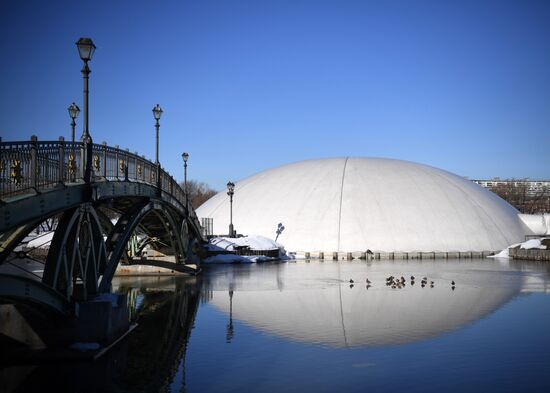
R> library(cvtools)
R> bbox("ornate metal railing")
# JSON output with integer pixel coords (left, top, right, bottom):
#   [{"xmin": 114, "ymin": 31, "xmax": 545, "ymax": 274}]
[{"xmin": 0, "ymin": 136, "xmax": 192, "ymax": 217}]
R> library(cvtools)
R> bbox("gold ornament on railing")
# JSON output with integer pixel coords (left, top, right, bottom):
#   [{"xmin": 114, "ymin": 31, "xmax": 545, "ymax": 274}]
[
  {"xmin": 10, "ymin": 160, "xmax": 23, "ymax": 185},
  {"xmin": 0, "ymin": 160, "xmax": 5, "ymax": 172},
  {"xmin": 93, "ymin": 154, "xmax": 100, "ymax": 172},
  {"xmin": 119, "ymin": 159, "xmax": 126, "ymax": 174},
  {"xmin": 137, "ymin": 164, "xmax": 142, "ymax": 176},
  {"xmin": 68, "ymin": 153, "xmax": 77, "ymax": 174}
]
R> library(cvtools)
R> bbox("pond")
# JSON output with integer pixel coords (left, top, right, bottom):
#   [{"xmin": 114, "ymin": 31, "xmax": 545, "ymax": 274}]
[{"xmin": 2, "ymin": 259, "xmax": 550, "ymax": 392}]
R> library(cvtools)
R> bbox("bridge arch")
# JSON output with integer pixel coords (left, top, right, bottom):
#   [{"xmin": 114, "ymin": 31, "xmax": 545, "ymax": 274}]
[
  {"xmin": 1, "ymin": 138, "xmax": 205, "ymax": 316},
  {"xmin": 42, "ymin": 203, "xmax": 107, "ymax": 300},
  {"xmin": 99, "ymin": 200, "xmax": 197, "ymax": 292}
]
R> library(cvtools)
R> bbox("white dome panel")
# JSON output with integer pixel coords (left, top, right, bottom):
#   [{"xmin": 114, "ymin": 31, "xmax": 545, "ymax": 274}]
[{"xmin": 197, "ymin": 157, "xmax": 527, "ymax": 252}]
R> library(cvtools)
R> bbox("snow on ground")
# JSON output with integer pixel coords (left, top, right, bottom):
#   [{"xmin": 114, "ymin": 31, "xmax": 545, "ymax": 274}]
[
  {"xmin": 202, "ymin": 254, "xmax": 270, "ymax": 264},
  {"xmin": 489, "ymin": 238, "xmax": 548, "ymax": 259},
  {"xmin": 22, "ymin": 231, "xmax": 54, "ymax": 249},
  {"xmin": 20, "ymin": 231, "xmax": 292, "ymax": 265},
  {"xmin": 519, "ymin": 239, "xmax": 547, "ymax": 250},
  {"xmin": 208, "ymin": 235, "xmax": 282, "ymax": 251},
  {"xmin": 204, "ymin": 235, "xmax": 293, "ymax": 264},
  {"xmin": 22, "ymin": 231, "xmax": 113, "ymax": 250},
  {"xmin": 490, "ymin": 244, "xmax": 520, "ymax": 258}
]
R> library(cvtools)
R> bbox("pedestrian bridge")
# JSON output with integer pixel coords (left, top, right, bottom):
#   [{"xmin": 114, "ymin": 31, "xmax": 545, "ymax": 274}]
[{"xmin": 0, "ymin": 136, "xmax": 204, "ymax": 315}]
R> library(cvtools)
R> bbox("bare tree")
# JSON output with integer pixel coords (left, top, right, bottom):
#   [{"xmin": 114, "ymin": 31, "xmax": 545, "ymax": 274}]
[
  {"xmin": 180, "ymin": 180, "xmax": 217, "ymax": 209},
  {"xmin": 489, "ymin": 180, "xmax": 549, "ymax": 214}
]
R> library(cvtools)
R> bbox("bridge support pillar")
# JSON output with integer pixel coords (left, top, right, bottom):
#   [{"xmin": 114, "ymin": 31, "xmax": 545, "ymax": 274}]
[
  {"xmin": 0, "ymin": 293, "xmax": 130, "ymax": 359},
  {"xmin": 73, "ymin": 293, "xmax": 129, "ymax": 345}
]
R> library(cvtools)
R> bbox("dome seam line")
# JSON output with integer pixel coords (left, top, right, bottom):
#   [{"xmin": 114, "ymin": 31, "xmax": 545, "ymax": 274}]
[{"xmin": 337, "ymin": 157, "xmax": 349, "ymax": 251}]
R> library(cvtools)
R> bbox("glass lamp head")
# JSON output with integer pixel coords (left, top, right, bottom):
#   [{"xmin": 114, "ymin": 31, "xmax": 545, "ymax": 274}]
[
  {"xmin": 76, "ymin": 37, "xmax": 96, "ymax": 62},
  {"xmin": 68, "ymin": 102, "xmax": 80, "ymax": 120},
  {"xmin": 153, "ymin": 104, "xmax": 163, "ymax": 121}
]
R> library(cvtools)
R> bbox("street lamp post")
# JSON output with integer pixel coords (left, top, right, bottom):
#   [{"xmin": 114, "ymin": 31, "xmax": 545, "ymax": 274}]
[
  {"xmin": 68, "ymin": 103, "xmax": 80, "ymax": 144},
  {"xmin": 152, "ymin": 104, "xmax": 163, "ymax": 190},
  {"xmin": 67, "ymin": 102, "xmax": 80, "ymax": 182},
  {"xmin": 182, "ymin": 152, "xmax": 189, "ymax": 210},
  {"xmin": 227, "ymin": 181, "xmax": 235, "ymax": 237},
  {"xmin": 76, "ymin": 37, "xmax": 96, "ymax": 183}
]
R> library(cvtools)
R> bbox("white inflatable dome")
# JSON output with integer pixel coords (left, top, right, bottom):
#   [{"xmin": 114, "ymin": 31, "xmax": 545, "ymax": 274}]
[{"xmin": 197, "ymin": 157, "xmax": 528, "ymax": 252}]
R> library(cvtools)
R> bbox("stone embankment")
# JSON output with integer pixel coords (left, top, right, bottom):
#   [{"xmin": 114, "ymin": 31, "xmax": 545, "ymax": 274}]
[
  {"xmin": 508, "ymin": 238, "xmax": 550, "ymax": 262},
  {"xmin": 509, "ymin": 244, "xmax": 550, "ymax": 262}
]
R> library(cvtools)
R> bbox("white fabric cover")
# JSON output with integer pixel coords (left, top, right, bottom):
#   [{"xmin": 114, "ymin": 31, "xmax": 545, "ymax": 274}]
[
  {"xmin": 197, "ymin": 157, "xmax": 528, "ymax": 252},
  {"xmin": 519, "ymin": 214, "xmax": 550, "ymax": 236}
]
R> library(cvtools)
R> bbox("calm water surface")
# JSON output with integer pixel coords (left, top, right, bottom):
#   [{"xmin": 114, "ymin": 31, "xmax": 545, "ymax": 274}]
[{"xmin": 2, "ymin": 259, "xmax": 550, "ymax": 392}]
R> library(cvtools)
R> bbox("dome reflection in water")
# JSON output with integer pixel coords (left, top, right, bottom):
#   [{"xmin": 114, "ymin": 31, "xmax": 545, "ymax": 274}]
[
  {"xmin": 2, "ymin": 259, "xmax": 550, "ymax": 393},
  {"xmin": 189, "ymin": 259, "xmax": 550, "ymax": 393},
  {"xmin": 205, "ymin": 260, "xmax": 523, "ymax": 347}
]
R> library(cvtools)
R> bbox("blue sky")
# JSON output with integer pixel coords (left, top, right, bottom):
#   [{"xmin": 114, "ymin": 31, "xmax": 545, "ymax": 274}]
[{"xmin": 1, "ymin": 0, "xmax": 548, "ymax": 190}]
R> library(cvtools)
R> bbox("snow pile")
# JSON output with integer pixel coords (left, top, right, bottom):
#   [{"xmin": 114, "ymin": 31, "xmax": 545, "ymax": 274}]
[
  {"xmin": 24, "ymin": 231, "xmax": 54, "ymax": 249},
  {"xmin": 208, "ymin": 235, "xmax": 282, "ymax": 251},
  {"xmin": 202, "ymin": 254, "xmax": 274, "ymax": 264},
  {"xmin": 489, "ymin": 245, "xmax": 519, "ymax": 258},
  {"xmin": 204, "ymin": 235, "xmax": 292, "ymax": 264},
  {"xmin": 489, "ymin": 238, "xmax": 548, "ymax": 259},
  {"xmin": 22, "ymin": 231, "xmax": 110, "ymax": 250},
  {"xmin": 519, "ymin": 239, "xmax": 547, "ymax": 250}
]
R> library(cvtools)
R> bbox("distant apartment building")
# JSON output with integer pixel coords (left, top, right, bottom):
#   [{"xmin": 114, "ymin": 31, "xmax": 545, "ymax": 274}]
[{"xmin": 473, "ymin": 178, "xmax": 550, "ymax": 197}]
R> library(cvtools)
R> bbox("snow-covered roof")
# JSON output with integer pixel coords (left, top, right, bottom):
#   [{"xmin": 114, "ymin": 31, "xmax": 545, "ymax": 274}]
[{"xmin": 197, "ymin": 157, "xmax": 528, "ymax": 252}]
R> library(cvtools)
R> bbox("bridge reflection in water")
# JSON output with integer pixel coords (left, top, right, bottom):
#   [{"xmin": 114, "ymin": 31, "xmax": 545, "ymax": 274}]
[{"xmin": 0, "ymin": 276, "xmax": 201, "ymax": 392}]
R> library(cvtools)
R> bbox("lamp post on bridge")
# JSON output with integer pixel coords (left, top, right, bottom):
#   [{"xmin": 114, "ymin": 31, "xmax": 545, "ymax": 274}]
[
  {"xmin": 153, "ymin": 104, "xmax": 163, "ymax": 190},
  {"xmin": 67, "ymin": 103, "xmax": 80, "ymax": 181},
  {"xmin": 68, "ymin": 103, "xmax": 80, "ymax": 145},
  {"xmin": 227, "ymin": 181, "xmax": 235, "ymax": 237},
  {"xmin": 182, "ymin": 152, "xmax": 189, "ymax": 210},
  {"xmin": 76, "ymin": 37, "xmax": 96, "ymax": 183}
]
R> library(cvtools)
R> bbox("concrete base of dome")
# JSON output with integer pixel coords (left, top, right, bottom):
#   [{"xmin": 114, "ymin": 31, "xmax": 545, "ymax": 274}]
[{"xmin": 293, "ymin": 250, "xmax": 497, "ymax": 260}]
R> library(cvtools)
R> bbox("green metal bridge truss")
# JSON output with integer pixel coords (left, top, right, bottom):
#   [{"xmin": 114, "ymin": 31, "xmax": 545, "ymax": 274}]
[{"xmin": 0, "ymin": 137, "xmax": 205, "ymax": 315}]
